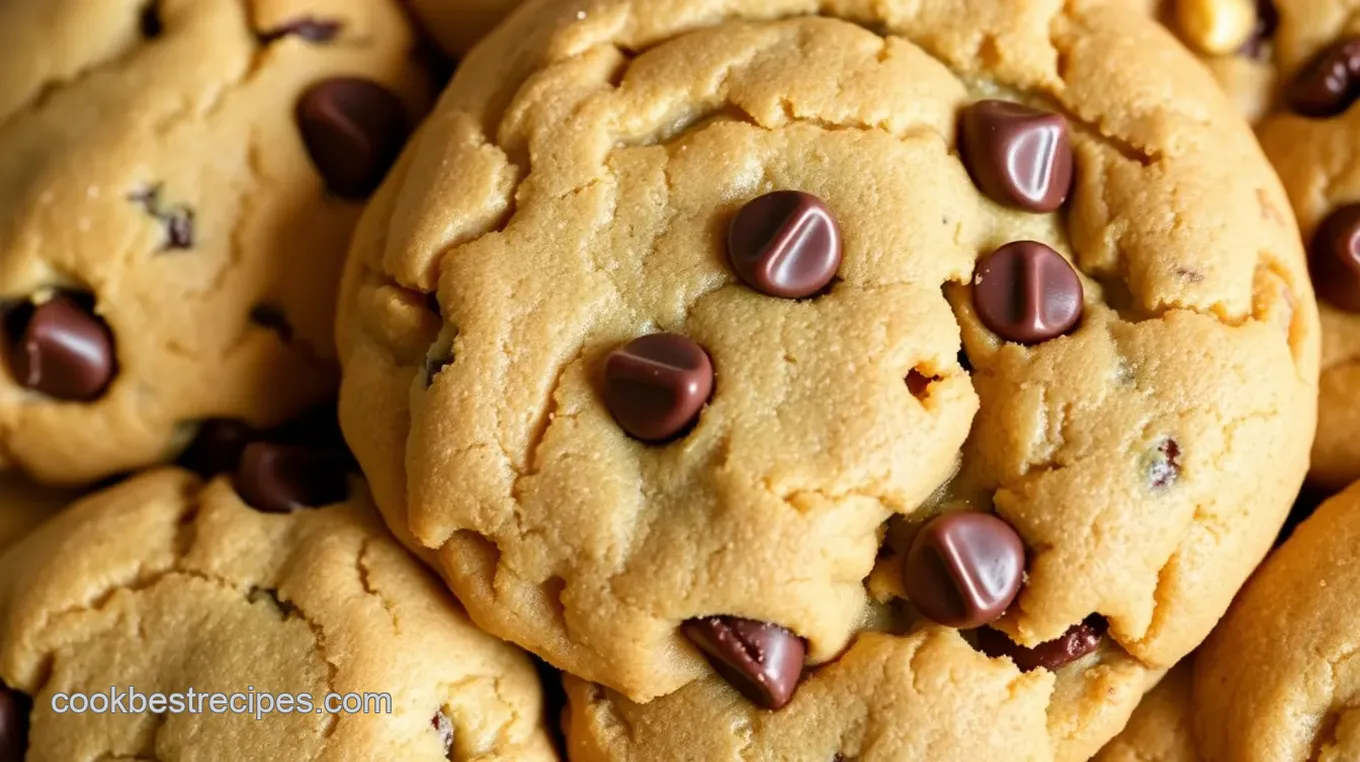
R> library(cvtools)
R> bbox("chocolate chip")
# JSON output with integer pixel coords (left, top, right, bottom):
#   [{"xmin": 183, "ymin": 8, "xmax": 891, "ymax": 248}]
[
  {"xmin": 432, "ymin": 711, "xmax": 454, "ymax": 758},
  {"xmin": 1145, "ymin": 438, "xmax": 1181, "ymax": 490},
  {"xmin": 1240, "ymin": 0, "xmax": 1278, "ymax": 59},
  {"xmin": 1289, "ymin": 37, "xmax": 1360, "ymax": 117},
  {"xmin": 5, "ymin": 294, "xmax": 115, "ymax": 401},
  {"xmin": 682, "ymin": 616, "xmax": 805, "ymax": 709},
  {"xmin": 972, "ymin": 241, "xmax": 1083, "ymax": 344},
  {"xmin": 0, "ymin": 684, "xmax": 29, "ymax": 762},
  {"xmin": 233, "ymin": 442, "xmax": 349, "ymax": 513},
  {"xmin": 1309, "ymin": 204, "xmax": 1360, "ymax": 311},
  {"xmin": 140, "ymin": 1, "xmax": 163, "ymax": 37},
  {"xmin": 903, "ymin": 512, "xmax": 1025, "ymax": 629},
  {"xmin": 727, "ymin": 191, "xmax": 843, "ymax": 298},
  {"xmin": 179, "ymin": 419, "xmax": 258, "ymax": 477},
  {"xmin": 249, "ymin": 304, "xmax": 293, "ymax": 342},
  {"xmin": 259, "ymin": 17, "xmax": 343, "ymax": 44},
  {"xmin": 604, "ymin": 333, "xmax": 714, "ymax": 442},
  {"xmin": 976, "ymin": 616, "xmax": 1106, "ymax": 672},
  {"xmin": 296, "ymin": 78, "xmax": 409, "ymax": 200},
  {"xmin": 128, "ymin": 186, "xmax": 194, "ymax": 251},
  {"xmin": 960, "ymin": 100, "xmax": 1073, "ymax": 213}
]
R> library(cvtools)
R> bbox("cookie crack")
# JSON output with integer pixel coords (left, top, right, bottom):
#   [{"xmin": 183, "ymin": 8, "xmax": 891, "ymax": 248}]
[{"xmin": 355, "ymin": 538, "xmax": 401, "ymax": 633}]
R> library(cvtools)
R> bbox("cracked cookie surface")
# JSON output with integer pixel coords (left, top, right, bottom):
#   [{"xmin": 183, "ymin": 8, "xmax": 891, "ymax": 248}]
[
  {"xmin": 0, "ymin": 468, "xmax": 557, "ymax": 761},
  {"xmin": 1195, "ymin": 481, "xmax": 1360, "ymax": 762},
  {"xmin": 1139, "ymin": 0, "xmax": 1360, "ymax": 490},
  {"xmin": 0, "ymin": 0, "xmax": 432, "ymax": 485},
  {"xmin": 1093, "ymin": 662, "xmax": 1198, "ymax": 762},
  {"xmin": 336, "ymin": 0, "xmax": 1318, "ymax": 717}
]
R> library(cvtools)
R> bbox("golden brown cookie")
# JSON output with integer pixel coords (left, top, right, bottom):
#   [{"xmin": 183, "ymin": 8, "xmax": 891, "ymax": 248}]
[
  {"xmin": 337, "ymin": 0, "xmax": 1317, "ymax": 718},
  {"xmin": 1195, "ymin": 481, "xmax": 1360, "ymax": 761},
  {"xmin": 0, "ymin": 0, "xmax": 433, "ymax": 486},
  {"xmin": 1093, "ymin": 662, "xmax": 1198, "ymax": 762},
  {"xmin": 1148, "ymin": 1, "xmax": 1360, "ymax": 490},
  {"xmin": 0, "ymin": 468, "xmax": 557, "ymax": 760}
]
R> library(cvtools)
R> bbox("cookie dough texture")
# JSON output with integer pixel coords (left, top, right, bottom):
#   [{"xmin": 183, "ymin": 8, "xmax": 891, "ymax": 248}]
[
  {"xmin": 564, "ymin": 621, "xmax": 1162, "ymax": 762},
  {"xmin": 0, "ymin": 469, "xmax": 557, "ymax": 761},
  {"xmin": 405, "ymin": 0, "xmax": 522, "ymax": 55},
  {"xmin": 337, "ymin": 0, "xmax": 1317, "ymax": 718},
  {"xmin": 1092, "ymin": 663, "xmax": 1198, "ymax": 762},
  {"xmin": 1195, "ymin": 482, "xmax": 1360, "ymax": 762},
  {"xmin": 0, "ymin": 0, "xmax": 431, "ymax": 485}
]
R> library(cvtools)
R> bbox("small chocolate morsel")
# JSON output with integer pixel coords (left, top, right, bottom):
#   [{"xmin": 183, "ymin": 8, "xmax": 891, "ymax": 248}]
[
  {"xmin": 972, "ymin": 241, "xmax": 1083, "ymax": 344},
  {"xmin": 960, "ymin": 100, "xmax": 1073, "ymax": 212},
  {"xmin": 6, "ymin": 294, "xmax": 116, "ymax": 401},
  {"xmin": 296, "ymin": 78, "xmax": 410, "ymax": 199},
  {"xmin": 1145, "ymin": 438, "xmax": 1182, "ymax": 490},
  {"xmin": 728, "ymin": 191, "xmax": 843, "ymax": 298},
  {"xmin": 432, "ymin": 711, "xmax": 454, "ymax": 757},
  {"xmin": 179, "ymin": 418, "xmax": 258, "ymax": 476},
  {"xmin": 0, "ymin": 684, "xmax": 28, "ymax": 762},
  {"xmin": 682, "ymin": 616, "xmax": 806, "ymax": 710},
  {"xmin": 233, "ymin": 442, "xmax": 349, "ymax": 513},
  {"xmin": 903, "ymin": 512, "xmax": 1025, "ymax": 629},
  {"xmin": 604, "ymin": 333, "xmax": 714, "ymax": 442},
  {"xmin": 1289, "ymin": 36, "xmax": 1360, "ymax": 117},
  {"xmin": 259, "ymin": 17, "xmax": 343, "ymax": 43},
  {"xmin": 1310, "ymin": 204, "xmax": 1360, "ymax": 311},
  {"xmin": 1240, "ymin": 0, "xmax": 1278, "ymax": 59},
  {"xmin": 976, "ymin": 616, "xmax": 1107, "ymax": 672}
]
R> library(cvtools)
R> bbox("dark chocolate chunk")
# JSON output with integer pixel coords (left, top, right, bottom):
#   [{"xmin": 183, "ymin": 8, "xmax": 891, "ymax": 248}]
[
  {"xmin": 296, "ymin": 78, "xmax": 410, "ymax": 199},
  {"xmin": 6, "ymin": 294, "xmax": 115, "ymax": 401},
  {"xmin": 604, "ymin": 333, "xmax": 714, "ymax": 442},
  {"xmin": 683, "ymin": 616, "xmax": 805, "ymax": 710},
  {"xmin": 976, "ymin": 616, "xmax": 1106, "ymax": 672},
  {"xmin": 960, "ymin": 100, "xmax": 1073, "ymax": 212},
  {"xmin": 972, "ymin": 241, "xmax": 1083, "ymax": 344},
  {"xmin": 903, "ymin": 512, "xmax": 1026, "ymax": 629},
  {"xmin": 727, "ymin": 191, "xmax": 843, "ymax": 298}
]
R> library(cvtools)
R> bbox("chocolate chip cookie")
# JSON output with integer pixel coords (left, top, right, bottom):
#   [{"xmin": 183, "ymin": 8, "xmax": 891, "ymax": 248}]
[
  {"xmin": 337, "ymin": 0, "xmax": 1318, "ymax": 727},
  {"xmin": 1146, "ymin": 0, "xmax": 1360, "ymax": 490},
  {"xmin": 1195, "ymin": 481, "xmax": 1360, "ymax": 761},
  {"xmin": 0, "ymin": 468, "xmax": 557, "ymax": 760},
  {"xmin": 1093, "ymin": 662, "xmax": 1198, "ymax": 762},
  {"xmin": 0, "ymin": 0, "xmax": 432, "ymax": 485}
]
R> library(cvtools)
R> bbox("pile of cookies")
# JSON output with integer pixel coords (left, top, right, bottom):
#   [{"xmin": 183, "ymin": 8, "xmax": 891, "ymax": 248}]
[{"xmin": 0, "ymin": 0, "xmax": 1353, "ymax": 759}]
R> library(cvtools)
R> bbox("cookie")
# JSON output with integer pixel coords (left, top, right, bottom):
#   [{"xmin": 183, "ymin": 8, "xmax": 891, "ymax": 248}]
[
  {"xmin": 1146, "ymin": 0, "xmax": 1360, "ymax": 490},
  {"xmin": 336, "ymin": 0, "xmax": 1318, "ymax": 710},
  {"xmin": 0, "ymin": 476, "xmax": 74, "ymax": 557},
  {"xmin": 404, "ymin": 0, "xmax": 522, "ymax": 56},
  {"xmin": 0, "ymin": 468, "xmax": 557, "ymax": 760},
  {"xmin": 1092, "ymin": 662, "xmax": 1198, "ymax": 762},
  {"xmin": 0, "ymin": 0, "xmax": 432, "ymax": 485},
  {"xmin": 1194, "ymin": 481, "xmax": 1360, "ymax": 761}
]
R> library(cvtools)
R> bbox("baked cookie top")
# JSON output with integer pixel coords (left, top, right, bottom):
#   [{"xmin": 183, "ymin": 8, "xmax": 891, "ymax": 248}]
[
  {"xmin": 337, "ymin": 0, "xmax": 1317, "ymax": 706},
  {"xmin": 1149, "ymin": 0, "xmax": 1360, "ymax": 490},
  {"xmin": 0, "ymin": 0, "xmax": 431, "ymax": 485},
  {"xmin": 1092, "ymin": 662, "xmax": 1198, "ymax": 762},
  {"xmin": 0, "ymin": 468, "xmax": 557, "ymax": 761},
  {"xmin": 1195, "ymin": 481, "xmax": 1360, "ymax": 761}
]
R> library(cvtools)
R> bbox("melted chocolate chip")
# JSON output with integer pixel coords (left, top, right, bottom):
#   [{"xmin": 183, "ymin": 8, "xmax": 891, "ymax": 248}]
[
  {"xmin": 233, "ymin": 442, "xmax": 349, "ymax": 513},
  {"xmin": 296, "ymin": 78, "xmax": 410, "ymax": 199},
  {"xmin": 259, "ymin": 17, "xmax": 343, "ymax": 44},
  {"xmin": 5, "ymin": 294, "xmax": 116, "ymax": 401},
  {"xmin": 683, "ymin": 616, "xmax": 806, "ymax": 710},
  {"xmin": 960, "ymin": 100, "xmax": 1073, "ymax": 213},
  {"xmin": 1309, "ymin": 204, "xmax": 1360, "ymax": 312},
  {"xmin": 972, "ymin": 241, "xmax": 1083, "ymax": 344},
  {"xmin": 1289, "ymin": 36, "xmax": 1360, "ymax": 117},
  {"xmin": 903, "ymin": 512, "xmax": 1026, "ymax": 629},
  {"xmin": 1145, "ymin": 438, "xmax": 1182, "ymax": 490},
  {"xmin": 604, "ymin": 333, "xmax": 714, "ymax": 442},
  {"xmin": 179, "ymin": 418, "xmax": 258, "ymax": 477},
  {"xmin": 976, "ymin": 616, "xmax": 1106, "ymax": 672},
  {"xmin": 727, "ymin": 191, "xmax": 843, "ymax": 298}
]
